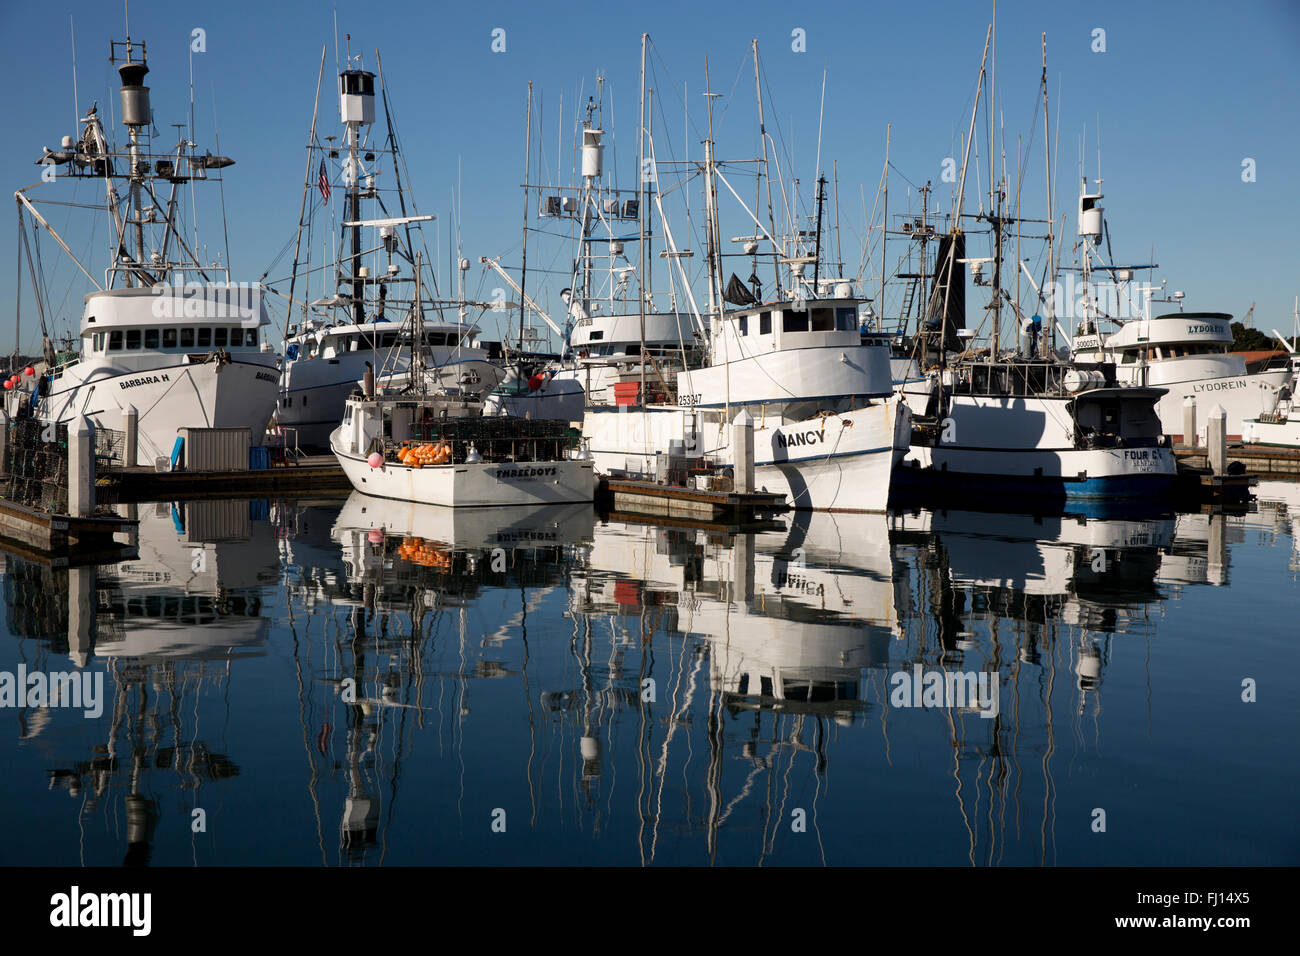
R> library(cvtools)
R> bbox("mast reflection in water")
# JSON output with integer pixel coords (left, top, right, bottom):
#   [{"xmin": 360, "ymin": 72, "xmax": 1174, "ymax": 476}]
[{"xmin": 1, "ymin": 491, "xmax": 1297, "ymax": 866}]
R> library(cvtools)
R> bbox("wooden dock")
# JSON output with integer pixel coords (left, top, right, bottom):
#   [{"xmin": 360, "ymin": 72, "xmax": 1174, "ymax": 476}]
[
  {"xmin": 0, "ymin": 497, "xmax": 137, "ymax": 555},
  {"xmin": 598, "ymin": 477, "xmax": 787, "ymax": 522},
  {"xmin": 104, "ymin": 454, "xmax": 352, "ymax": 502},
  {"xmin": 1175, "ymin": 443, "xmax": 1300, "ymax": 477}
]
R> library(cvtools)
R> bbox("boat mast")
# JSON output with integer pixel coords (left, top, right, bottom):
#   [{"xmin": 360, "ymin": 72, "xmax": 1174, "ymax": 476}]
[
  {"xmin": 285, "ymin": 46, "xmax": 327, "ymax": 338},
  {"xmin": 339, "ymin": 41, "xmax": 375, "ymax": 327},
  {"xmin": 702, "ymin": 62, "xmax": 723, "ymax": 320},
  {"xmin": 412, "ymin": 250, "xmax": 426, "ymax": 395},
  {"xmin": 989, "ymin": 7, "xmax": 1002, "ymax": 361},
  {"xmin": 752, "ymin": 41, "xmax": 780, "ymax": 294},
  {"xmin": 1041, "ymin": 32, "xmax": 1055, "ymax": 355},
  {"xmin": 638, "ymin": 33, "xmax": 647, "ymax": 403},
  {"xmin": 519, "ymin": 82, "xmax": 533, "ymax": 356},
  {"xmin": 812, "ymin": 173, "xmax": 826, "ymax": 289}
]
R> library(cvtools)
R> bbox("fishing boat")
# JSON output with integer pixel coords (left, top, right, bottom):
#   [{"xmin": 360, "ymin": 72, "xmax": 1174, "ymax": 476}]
[
  {"xmin": 1067, "ymin": 186, "xmax": 1291, "ymax": 440},
  {"xmin": 10, "ymin": 31, "xmax": 280, "ymax": 465},
  {"xmin": 274, "ymin": 47, "xmax": 502, "ymax": 449},
  {"xmin": 578, "ymin": 45, "xmax": 909, "ymax": 512},
  {"xmin": 329, "ymin": 255, "xmax": 594, "ymax": 507},
  {"xmin": 895, "ymin": 28, "xmax": 1175, "ymax": 502}
]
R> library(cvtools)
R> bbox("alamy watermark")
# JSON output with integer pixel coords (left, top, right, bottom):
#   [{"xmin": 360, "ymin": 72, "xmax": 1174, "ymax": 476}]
[
  {"xmin": 889, "ymin": 665, "xmax": 1000, "ymax": 718},
  {"xmin": 150, "ymin": 280, "xmax": 262, "ymax": 326},
  {"xmin": 0, "ymin": 666, "xmax": 103, "ymax": 719}
]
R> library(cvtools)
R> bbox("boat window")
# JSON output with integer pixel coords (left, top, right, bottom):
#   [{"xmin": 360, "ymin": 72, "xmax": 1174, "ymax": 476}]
[
  {"xmin": 162, "ymin": 329, "xmax": 177, "ymax": 348},
  {"xmin": 738, "ymin": 316, "xmax": 748, "ymax": 336},
  {"xmin": 233, "ymin": 328, "xmax": 247, "ymax": 347},
  {"xmin": 428, "ymin": 332, "xmax": 446, "ymax": 347},
  {"xmin": 181, "ymin": 328, "xmax": 195, "ymax": 348},
  {"xmin": 759, "ymin": 311, "xmax": 772, "ymax": 335},
  {"xmin": 92, "ymin": 333, "xmax": 102, "ymax": 352},
  {"xmin": 198, "ymin": 328, "xmax": 212, "ymax": 347},
  {"xmin": 836, "ymin": 307, "xmax": 857, "ymax": 331},
  {"xmin": 214, "ymin": 328, "xmax": 228, "ymax": 348},
  {"xmin": 125, "ymin": 329, "xmax": 142, "ymax": 350},
  {"xmin": 108, "ymin": 331, "xmax": 123, "ymax": 351},
  {"xmin": 246, "ymin": 328, "xmax": 258, "ymax": 347},
  {"xmin": 1121, "ymin": 349, "xmax": 1138, "ymax": 364},
  {"xmin": 783, "ymin": 311, "xmax": 809, "ymax": 333},
  {"xmin": 810, "ymin": 308, "xmax": 835, "ymax": 332},
  {"xmin": 144, "ymin": 329, "xmax": 160, "ymax": 349},
  {"xmin": 380, "ymin": 332, "xmax": 397, "ymax": 348},
  {"xmin": 589, "ymin": 330, "xmax": 604, "ymax": 341}
]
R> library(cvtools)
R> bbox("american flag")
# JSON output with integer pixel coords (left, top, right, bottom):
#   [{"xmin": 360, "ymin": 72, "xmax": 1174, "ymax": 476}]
[{"xmin": 317, "ymin": 158, "xmax": 331, "ymax": 204}]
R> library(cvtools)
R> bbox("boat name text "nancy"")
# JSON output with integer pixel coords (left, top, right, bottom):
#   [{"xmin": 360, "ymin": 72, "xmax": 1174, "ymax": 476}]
[
  {"xmin": 775, "ymin": 429, "xmax": 825, "ymax": 449},
  {"xmin": 118, "ymin": 373, "xmax": 170, "ymax": 390},
  {"xmin": 495, "ymin": 466, "xmax": 558, "ymax": 479}
]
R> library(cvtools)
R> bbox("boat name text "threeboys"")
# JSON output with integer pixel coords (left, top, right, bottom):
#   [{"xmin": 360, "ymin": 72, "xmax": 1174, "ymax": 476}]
[
  {"xmin": 494, "ymin": 466, "xmax": 558, "ymax": 480},
  {"xmin": 118, "ymin": 373, "xmax": 170, "ymax": 390}
]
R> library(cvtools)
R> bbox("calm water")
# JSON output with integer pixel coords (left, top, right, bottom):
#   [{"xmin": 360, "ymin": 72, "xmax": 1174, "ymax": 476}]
[{"xmin": 2, "ymin": 487, "xmax": 1298, "ymax": 867}]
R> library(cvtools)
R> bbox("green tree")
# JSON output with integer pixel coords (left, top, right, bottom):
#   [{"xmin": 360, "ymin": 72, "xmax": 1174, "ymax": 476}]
[{"xmin": 1230, "ymin": 322, "xmax": 1273, "ymax": 351}]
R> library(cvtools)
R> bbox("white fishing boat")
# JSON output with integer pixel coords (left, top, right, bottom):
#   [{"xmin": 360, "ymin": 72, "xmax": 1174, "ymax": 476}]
[
  {"xmin": 581, "ymin": 294, "xmax": 910, "ymax": 512},
  {"xmin": 894, "ymin": 33, "xmax": 1175, "ymax": 503},
  {"xmin": 273, "ymin": 50, "xmax": 502, "ymax": 448},
  {"xmin": 329, "ymin": 254, "xmax": 594, "ymax": 508},
  {"xmin": 332, "ymin": 389, "xmax": 594, "ymax": 507},
  {"xmin": 577, "ymin": 49, "xmax": 908, "ymax": 512},
  {"xmin": 899, "ymin": 361, "xmax": 1176, "ymax": 500},
  {"xmin": 1067, "ymin": 186, "xmax": 1290, "ymax": 439},
  {"xmin": 10, "ymin": 32, "xmax": 280, "ymax": 464}
]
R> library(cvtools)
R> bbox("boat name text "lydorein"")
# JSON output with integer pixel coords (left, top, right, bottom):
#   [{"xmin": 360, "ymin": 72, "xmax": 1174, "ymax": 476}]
[
  {"xmin": 1187, "ymin": 323, "xmax": 1224, "ymax": 335},
  {"xmin": 775, "ymin": 429, "xmax": 825, "ymax": 449},
  {"xmin": 1193, "ymin": 379, "xmax": 1246, "ymax": 392},
  {"xmin": 118, "ymin": 373, "xmax": 170, "ymax": 390}
]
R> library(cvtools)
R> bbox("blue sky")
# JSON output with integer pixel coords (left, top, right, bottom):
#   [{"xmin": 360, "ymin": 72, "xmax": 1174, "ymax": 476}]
[{"xmin": 3, "ymin": 0, "xmax": 1298, "ymax": 354}]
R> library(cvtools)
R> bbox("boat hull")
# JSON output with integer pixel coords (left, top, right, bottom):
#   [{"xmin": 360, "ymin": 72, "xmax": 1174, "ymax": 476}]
[
  {"xmin": 31, "ymin": 358, "xmax": 279, "ymax": 467},
  {"xmin": 583, "ymin": 398, "xmax": 908, "ymax": 512},
  {"xmin": 331, "ymin": 429, "xmax": 595, "ymax": 507},
  {"xmin": 896, "ymin": 444, "xmax": 1176, "ymax": 501}
]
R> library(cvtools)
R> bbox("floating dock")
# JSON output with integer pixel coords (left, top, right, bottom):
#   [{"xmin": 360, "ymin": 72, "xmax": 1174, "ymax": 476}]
[
  {"xmin": 597, "ymin": 477, "xmax": 787, "ymax": 523},
  {"xmin": 0, "ymin": 497, "xmax": 137, "ymax": 556},
  {"xmin": 104, "ymin": 454, "xmax": 352, "ymax": 502},
  {"xmin": 1176, "ymin": 443, "xmax": 1300, "ymax": 478}
]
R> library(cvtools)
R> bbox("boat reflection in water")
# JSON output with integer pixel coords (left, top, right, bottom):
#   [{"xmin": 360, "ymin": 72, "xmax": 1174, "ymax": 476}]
[
  {"xmin": 274, "ymin": 499, "xmax": 1231, "ymax": 865},
  {"xmin": 4, "ymin": 499, "xmax": 278, "ymax": 865},
  {"xmin": 5, "ymin": 491, "xmax": 1272, "ymax": 865},
  {"xmin": 283, "ymin": 493, "xmax": 596, "ymax": 863}
]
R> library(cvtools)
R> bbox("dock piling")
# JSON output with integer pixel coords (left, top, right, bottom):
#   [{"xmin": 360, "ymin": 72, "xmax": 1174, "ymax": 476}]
[
  {"xmin": 68, "ymin": 416, "xmax": 95, "ymax": 518},
  {"xmin": 1208, "ymin": 404, "xmax": 1227, "ymax": 477},
  {"xmin": 1183, "ymin": 395, "xmax": 1197, "ymax": 448},
  {"xmin": 123, "ymin": 404, "xmax": 138, "ymax": 466},
  {"xmin": 733, "ymin": 410, "xmax": 754, "ymax": 494}
]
